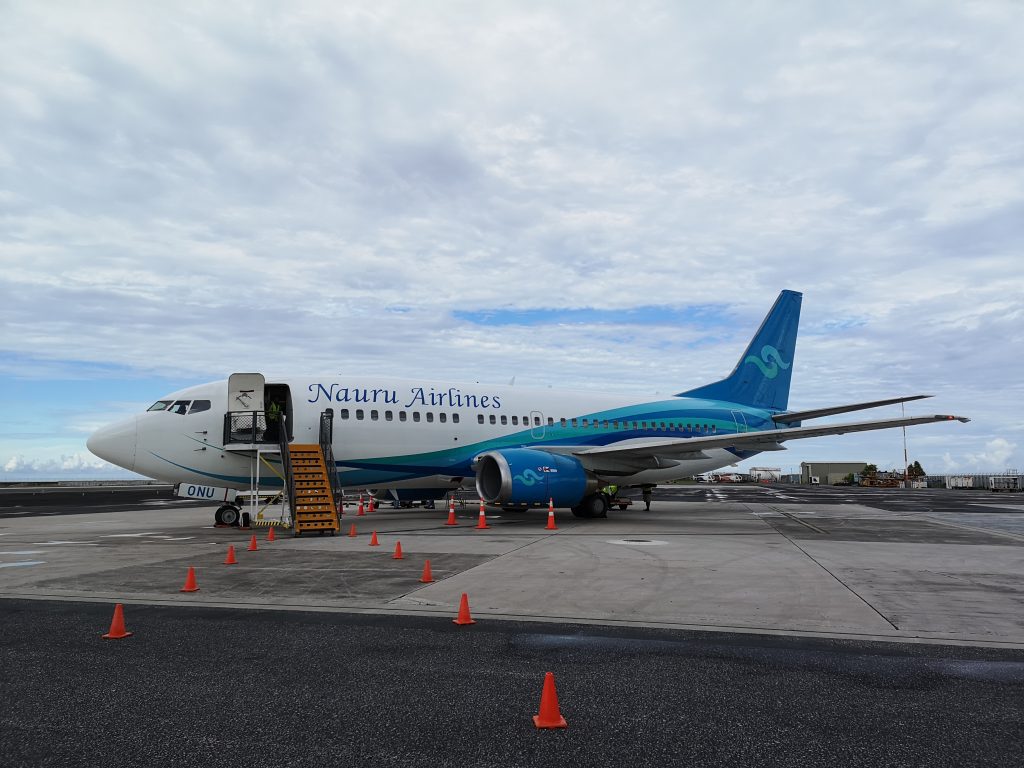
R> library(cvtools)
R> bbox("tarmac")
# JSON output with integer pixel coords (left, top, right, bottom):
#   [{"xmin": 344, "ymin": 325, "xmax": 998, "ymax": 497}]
[{"xmin": 1, "ymin": 484, "xmax": 1023, "ymax": 766}]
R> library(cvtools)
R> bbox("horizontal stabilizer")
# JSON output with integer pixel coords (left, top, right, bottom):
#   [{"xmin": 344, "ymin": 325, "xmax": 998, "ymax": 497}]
[{"xmin": 772, "ymin": 395, "xmax": 933, "ymax": 424}]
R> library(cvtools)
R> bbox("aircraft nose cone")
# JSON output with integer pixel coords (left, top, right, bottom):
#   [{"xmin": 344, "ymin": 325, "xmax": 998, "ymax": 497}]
[{"xmin": 87, "ymin": 416, "xmax": 138, "ymax": 471}]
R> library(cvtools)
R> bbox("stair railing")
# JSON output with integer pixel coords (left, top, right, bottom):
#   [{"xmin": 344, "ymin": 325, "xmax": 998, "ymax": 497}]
[
  {"xmin": 277, "ymin": 414, "xmax": 296, "ymax": 526},
  {"xmin": 319, "ymin": 409, "xmax": 342, "ymax": 515}
]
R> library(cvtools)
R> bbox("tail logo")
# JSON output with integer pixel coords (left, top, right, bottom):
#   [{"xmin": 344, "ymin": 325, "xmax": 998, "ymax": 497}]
[{"xmin": 745, "ymin": 345, "xmax": 791, "ymax": 379}]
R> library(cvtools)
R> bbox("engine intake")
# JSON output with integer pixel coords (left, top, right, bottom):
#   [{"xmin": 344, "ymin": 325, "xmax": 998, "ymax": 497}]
[{"xmin": 475, "ymin": 449, "xmax": 597, "ymax": 507}]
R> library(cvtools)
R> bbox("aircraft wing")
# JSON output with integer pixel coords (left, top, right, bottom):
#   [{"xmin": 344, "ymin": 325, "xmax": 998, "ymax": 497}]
[{"xmin": 572, "ymin": 414, "xmax": 969, "ymax": 468}]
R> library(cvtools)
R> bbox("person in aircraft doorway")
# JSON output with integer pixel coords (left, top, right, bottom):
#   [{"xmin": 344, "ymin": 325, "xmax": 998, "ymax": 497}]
[
  {"xmin": 266, "ymin": 400, "xmax": 282, "ymax": 441},
  {"xmin": 642, "ymin": 486, "xmax": 652, "ymax": 511}
]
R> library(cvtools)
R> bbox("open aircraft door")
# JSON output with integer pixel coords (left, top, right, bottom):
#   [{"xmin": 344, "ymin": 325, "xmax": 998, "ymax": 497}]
[{"xmin": 228, "ymin": 373, "xmax": 265, "ymax": 412}]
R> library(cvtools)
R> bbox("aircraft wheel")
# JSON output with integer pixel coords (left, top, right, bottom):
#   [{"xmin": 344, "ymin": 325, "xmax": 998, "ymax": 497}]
[
  {"xmin": 214, "ymin": 507, "xmax": 224, "ymax": 525},
  {"xmin": 219, "ymin": 505, "xmax": 240, "ymax": 527},
  {"xmin": 584, "ymin": 494, "xmax": 609, "ymax": 519}
]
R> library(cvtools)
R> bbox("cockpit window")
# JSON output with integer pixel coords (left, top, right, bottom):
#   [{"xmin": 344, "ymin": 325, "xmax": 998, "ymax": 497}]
[
  {"xmin": 188, "ymin": 400, "xmax": 211, "ymax": 414},
  {"xmin": 148, "ymin": 401, "xmax": 173, "ymax": 412},
  {"xmin": 170, "ymin": 400, "xmax": 190, "ymax": 415}
]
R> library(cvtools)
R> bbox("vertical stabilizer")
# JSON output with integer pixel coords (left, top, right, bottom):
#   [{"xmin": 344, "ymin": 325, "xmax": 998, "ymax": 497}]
[{"xmin": 677, "ymin": 290, "xmax": 801, "ymax": 411}]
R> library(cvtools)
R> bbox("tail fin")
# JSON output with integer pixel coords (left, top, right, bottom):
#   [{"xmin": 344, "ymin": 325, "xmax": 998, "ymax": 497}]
[{"xmin": 677, "ymin": 290, "xmax": 801, "ymax": 411}]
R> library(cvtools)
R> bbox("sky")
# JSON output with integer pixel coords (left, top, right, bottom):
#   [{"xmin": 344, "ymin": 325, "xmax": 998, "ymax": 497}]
[{"xmin": 2, "ymin": 1, "xmax": 1023, "ymax": 481}]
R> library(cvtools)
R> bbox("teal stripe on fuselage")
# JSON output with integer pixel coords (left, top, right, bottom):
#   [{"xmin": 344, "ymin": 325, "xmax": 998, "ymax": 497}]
[{"xmin": 335, "ymin": 399, "xmax": 773, "ymax": 485}]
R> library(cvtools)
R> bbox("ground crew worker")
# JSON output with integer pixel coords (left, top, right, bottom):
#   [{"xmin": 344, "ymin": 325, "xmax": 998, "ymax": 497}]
[
  {"xmin": 642, "ymin": 487, "xmax": 652, "ymax": 511},
  {"xmin": 266, "ymin": 400, "xmax": 282, "ymax": 440}
]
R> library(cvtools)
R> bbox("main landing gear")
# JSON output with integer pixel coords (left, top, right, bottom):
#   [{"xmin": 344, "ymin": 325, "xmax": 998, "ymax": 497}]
[{"xmin": 571, "ymin": 493, "xmax": 609, "ymax": 519}]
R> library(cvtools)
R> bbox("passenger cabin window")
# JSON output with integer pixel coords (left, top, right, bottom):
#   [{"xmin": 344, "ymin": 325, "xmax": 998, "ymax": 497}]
[
  {"xmin": 500, "ymin": 415, "xmax": 508, "ymax": 425},
  {"xmin": 602, "ymin": 420, "xmax": 609, "ymax": 429},
  {"xmin": 478, "ymin": 414, "xmax": 485, "ymax": 424},
  {"xmin": 534, "ymin": 416, "xmax": 541, "ymax": 426},
  {"xmin": 148, "ymin": 401, "xmax": 172, "ymax": 412},
  {"xmin": 426, "ymin": 412, "xmax": 434, "ymax": 423},
  {"xmin": 439, "ymin": 413, "xmax": 447, "ymax": 423},
  {"xmin": 356, "ymin": 409, "xmax": 365, "ymax": 420},
  {"xmin": 340, "ymin": 408, "xmax": 350, "ymax": 419},
  {"xmin": 453, "ymin": 414, "xmax": 460, "ymax": 424},
  {"xmin": 571, "ymin": 419, "xmax": 578, "ymax": 428},
  {"xmin": 399, "ymin": 411, "xmax": 407, "ymax": 422},
  {"xmin": 188, "ymin": 400, "xmax": 211, "ymax": 414},
  {"xmin": 413, "ymin": 412, "xmax": 421, "ymax": 422},
  {"xmin": 512, "ymin": 416, "xmax": 519, "ymax": 426},
  {"xmin": 489, "ymin": 415, "xmax": 496, "ymax": 424},
  {"xmin": 371, "ymin": 410, "xmax": 379, "ymax": 421},
  {"xmin": 547, "ymin": 417, "xmax": 554, "ymax": 426},
  {"xmin": 582, "ymin": 419, "xmax": 589, "ymax": 428},
  {"xmin": 385, "ymin": 411, "xmax": 394, "ymax": 421}
]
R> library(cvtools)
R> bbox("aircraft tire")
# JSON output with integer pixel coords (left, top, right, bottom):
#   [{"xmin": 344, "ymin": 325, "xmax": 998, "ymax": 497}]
[
  {"xmin": 572, "ymin": 494, "xmax": 609, "ymax": 519},
  {"xmin": 219, "ymin": 505, "xmax": 240, "ymax": 527}
]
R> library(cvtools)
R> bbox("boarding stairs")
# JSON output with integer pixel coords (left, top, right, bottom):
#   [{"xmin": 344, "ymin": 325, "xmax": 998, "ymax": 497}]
[
  {"xmin": 284, "ymin": 444, "xmax": 341, "ymax": 535},
  {"xmin": 222, "ymin": 406, "xmax": 342, "ymax": 536}
]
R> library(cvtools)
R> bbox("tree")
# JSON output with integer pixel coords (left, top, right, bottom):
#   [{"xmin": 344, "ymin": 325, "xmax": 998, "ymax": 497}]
[
  {"xmin": 908, "ymin": 460, "xmax": 926, "ymax": 478},
  {"xmin": 863, "ymin": 463, "xmax": 878, "ymax": 476}
]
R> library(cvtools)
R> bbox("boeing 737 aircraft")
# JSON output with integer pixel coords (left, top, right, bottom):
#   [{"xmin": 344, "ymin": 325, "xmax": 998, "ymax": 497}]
[{"xmin": 88, "ymin": 290, "xmax": 968, "ymax": 521}]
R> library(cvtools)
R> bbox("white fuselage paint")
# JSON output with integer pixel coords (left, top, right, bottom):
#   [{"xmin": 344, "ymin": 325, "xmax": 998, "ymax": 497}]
[{"xmin": 105, "ymin": 376, "xmax": 751, "ymax": 492}]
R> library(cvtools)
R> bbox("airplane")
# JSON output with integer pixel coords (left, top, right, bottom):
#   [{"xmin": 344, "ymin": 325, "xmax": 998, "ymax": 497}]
[{"xmin": 87, "ymin": 290, "xmax": 968, "ymax": 524}]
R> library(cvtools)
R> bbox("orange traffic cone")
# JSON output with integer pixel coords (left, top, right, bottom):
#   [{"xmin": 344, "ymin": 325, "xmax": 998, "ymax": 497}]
[
  {"xmin": 224, "ymin": 545, "xmax": 237, "ymax": 565},
  {"xmin": 453, "ymin": 592, "xmax": 475, "ymax": 625},
  {"xmin": 532, "ymin": 672, "xmax": 568, "ymax": 728},
  {"xmin": 357, "ymin": 496, "xmax": 365, "ymax": 516},
  {"xmin": 180, "ymin": 566, "xmax": 199, "ymax": 593},
  {"xmin": 445, "ymin": 497, "xmax": 458, "ymax": 526},
  {"xmin": 393, "ymin": 541, "xmax": 404, "ymax": 559},
  {"xmin": 102, "ymin": 603, "xmax": 133, "ymax": 639},
  {"xmin": 368, "ymin": 497, "xmax": 376, "ymax": 513},
  {"xmin": 546, "ymin": 499, "xmax": 558, "ymax": 530},
  {"xmin": 267, "ymin": 526, "xmax": 276, "ymax": 542},
  {"xmin": 420, "ymin": 559, "xmax": 434, "ymax": 583},
  {"xmin": 475, "ymin": 500, "xmax": 490, "ymax": 530},
  {"xmin": 369, "ymin": 530, "xmax": 379, "ymax": 546},
  {"xmin": 247, "ymin": 534, "xmax": 258, "ymax": 552},
  {"xmin": 348, "ymin": 523, "xmax": 357, "ymax": 538}
]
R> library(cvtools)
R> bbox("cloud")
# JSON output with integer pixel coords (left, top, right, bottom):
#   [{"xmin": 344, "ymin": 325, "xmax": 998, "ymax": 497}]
[
  {"xmin": 965, "ymin": 438, "xmax": 1018, "ymax": 470},
  {"xmin": 1, "ymin": 2, "xmax": 1022, "ymax": 475},
  {"xmin": 4, "ymin": 452, "xmax": 110, "ymax": 474}
]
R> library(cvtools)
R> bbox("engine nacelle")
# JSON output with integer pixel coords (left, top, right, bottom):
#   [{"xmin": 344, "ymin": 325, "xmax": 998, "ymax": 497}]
[{"xmin": 475, "ymin": 449, "xmax": 597, "ymax": 507}]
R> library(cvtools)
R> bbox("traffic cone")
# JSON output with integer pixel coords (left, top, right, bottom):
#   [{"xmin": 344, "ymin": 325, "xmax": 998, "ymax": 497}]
[
  {"xmin": 102, "ymin": 603, "xmax": 133, "ymax": 639},
  {"xmin": 475, "ymin": 500, "xmax": 490, "ymax": 530},
  {"xmin": 369, "ymin": 531, "xmax": 379, "ymax": 546},
  {"xmin": 247, "ymin": 534, "xmax": 258, "ymax": 552},
  {"xmin": 357, "ymin": 496, "xmax": 365, "ymax": 516},
  {"xmin": 368, "ymin": 497, "xmax": 376, "ymax": 513},
  {"xmin": 348, "ymin": 523, "xmax": 357, "ymax": 538},
  {"xmin": 224, "ymin": 545, "xmax": 237, "ymax": 565},
  {"xmin": 545, "ymin": 499, "xmax": 558, "ymax": 530},
  {"xmin": 267, "ymin": 526, "xmax": 276, "ymax": 542},
  {"xmin": 393, "ymin": 541, "xmax": 404, "ymax": 559},
  {"xmin": 532, "ymin": 672, "xmax": 568, "ymax": 728},
  {"xmin": 420, "ymin": 559, "xmax": 434, "ymax": 583},
  {"xmin": 453, "ymin": 592, "xmax": 475, "ymax": 625},
  {"xmin": 445, "ymin": 497, "xmax": 458, "ymax": 526},
  {"xmin": 180, "ymin": 566, "xmax": 199, "ymax": 593}
]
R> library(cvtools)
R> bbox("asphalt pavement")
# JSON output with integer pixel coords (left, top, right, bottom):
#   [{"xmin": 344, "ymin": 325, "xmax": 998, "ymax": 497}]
[{"xmin": 1, "ymin": 599, "xmax": 1022, "ymax": 768}]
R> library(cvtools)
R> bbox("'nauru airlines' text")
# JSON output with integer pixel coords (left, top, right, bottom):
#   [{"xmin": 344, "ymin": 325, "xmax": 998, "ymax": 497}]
[{"xmin": 308, "ymin": 384, "xmax": 502, "ymax": 409}]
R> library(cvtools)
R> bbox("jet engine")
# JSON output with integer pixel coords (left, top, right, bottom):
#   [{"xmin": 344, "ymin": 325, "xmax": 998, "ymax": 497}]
[{"xmin": 475, "ymin": 449, "xmax": 597, "ymax": 507}]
